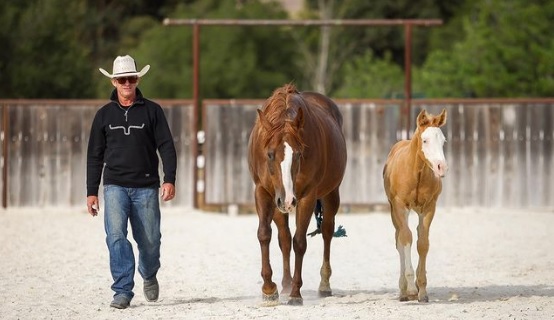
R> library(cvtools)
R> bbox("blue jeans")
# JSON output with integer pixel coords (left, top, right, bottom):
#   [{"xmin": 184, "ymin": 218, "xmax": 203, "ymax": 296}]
[{"xmin": 103, "ymin": 185, "xmax": 162, "ymax": 299}]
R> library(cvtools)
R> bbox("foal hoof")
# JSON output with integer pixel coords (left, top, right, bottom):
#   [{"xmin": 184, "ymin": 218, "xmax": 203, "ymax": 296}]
[
  {"xmin": 399, "ymin": 294, "xmax": 418, "ymax": 302},
  {"xmin": 318, "ymin": 290, "xmax": 332, "ymax": 298},
  {"xmin": 287, "ymin": 297, "xmax": 303, "ymax": 306}
]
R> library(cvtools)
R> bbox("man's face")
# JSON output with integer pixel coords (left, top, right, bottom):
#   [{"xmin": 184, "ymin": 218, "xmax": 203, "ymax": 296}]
[{"xmin": 112, "ymin": 76, "xmax": 139, "ymax": 98}]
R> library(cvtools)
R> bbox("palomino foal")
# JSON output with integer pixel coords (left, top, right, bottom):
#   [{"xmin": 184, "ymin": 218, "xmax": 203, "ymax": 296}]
[{"xmin": 383, "ymin": 109, "xmax": 447, "ymax": 302}]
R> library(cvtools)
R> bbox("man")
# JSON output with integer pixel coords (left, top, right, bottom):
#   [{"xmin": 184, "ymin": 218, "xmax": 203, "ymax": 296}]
[{"xmin": 86, "ymin": 55, "xmax": 177, "ymax": 309}]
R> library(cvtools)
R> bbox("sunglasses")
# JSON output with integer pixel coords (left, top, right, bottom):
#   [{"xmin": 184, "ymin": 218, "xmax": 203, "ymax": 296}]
[{"xmin": 114, "ymin": 76, "xmax": 138, "ymax": 84}]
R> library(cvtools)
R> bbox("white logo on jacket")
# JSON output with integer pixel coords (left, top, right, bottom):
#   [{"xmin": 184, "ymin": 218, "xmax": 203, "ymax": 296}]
[{"xmin": 109, "ymin": 123, "xmax": 145, "ymax": 135}]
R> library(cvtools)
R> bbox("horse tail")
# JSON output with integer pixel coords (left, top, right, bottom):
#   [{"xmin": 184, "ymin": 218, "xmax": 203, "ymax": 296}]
[
  {"xmin": 307, "ymin": 200, "xmax": 323, "ymax": 237},
  {"xmin": 307, "ymin": 200, "xmax": 346, "ymax": 238}
]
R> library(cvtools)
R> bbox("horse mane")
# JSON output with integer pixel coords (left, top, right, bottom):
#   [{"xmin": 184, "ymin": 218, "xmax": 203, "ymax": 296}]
[{"xmin": 259, "ymin": 84, "xmax": 305, "ymax": 149}]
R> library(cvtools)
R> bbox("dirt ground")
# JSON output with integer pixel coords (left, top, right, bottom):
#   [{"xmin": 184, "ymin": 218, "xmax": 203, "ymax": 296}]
[{"xmin": 0, "ymin": 206, "xmax": 553, "ymax": 319}]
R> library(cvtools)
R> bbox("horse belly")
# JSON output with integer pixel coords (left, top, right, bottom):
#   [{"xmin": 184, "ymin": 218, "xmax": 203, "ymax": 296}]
[{"xmin": 313, "ymin": 127, "xmax": 347, "ymax": 195}]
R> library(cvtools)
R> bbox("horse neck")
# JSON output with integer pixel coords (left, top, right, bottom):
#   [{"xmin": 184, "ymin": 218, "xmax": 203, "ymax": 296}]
[
  {"xmin": 409, "ymin": 128, "xmax": 439, "ymax": 206},
  {"xmin": 409, "ymin": 130, "xmax": 426, "ymax": 169}
]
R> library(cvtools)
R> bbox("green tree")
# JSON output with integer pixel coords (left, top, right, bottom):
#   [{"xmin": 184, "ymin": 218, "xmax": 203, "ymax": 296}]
[
  {"xmin": 0, "ymin": 0, "xmax": 95, "ymax": 98},
  {"xmin": 335, "ymin": 51, "xmax": 406, "ymax": 98},
  {"xmin": 0, "ymin": 0, "xmax": 188, "ymax": 98},
  {"xmin": 299, "ymin": 0, "xmax": 463, "ymax": 95},
  {"xmin": 133, "ymin": 0, "xmax": 300, "ymax": 99},
  {"xmin": 420, "ymin": 0, "xmax": 554, "ymax": 97}
]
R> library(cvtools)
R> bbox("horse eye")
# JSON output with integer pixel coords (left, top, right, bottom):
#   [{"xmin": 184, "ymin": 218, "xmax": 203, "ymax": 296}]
[
  {"xmin": 267, "ymin": 151, "xmax": 275, "ymax": 161},
  {"xmin": 423, "ymin": 139, "xmax": 428, "ymax": 144}
]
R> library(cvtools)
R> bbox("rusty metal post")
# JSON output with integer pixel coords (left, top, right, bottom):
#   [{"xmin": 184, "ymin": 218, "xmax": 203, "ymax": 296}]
[
  {"xmin": 192, "ymin": 22, "xmax": 200, "ymax": 209},
  {"xmin": 404, "ymin": 23, "xmax": 413, "ymax": 139},
  {"xmin": 2, "ymin": 104, "xmax": 8, "ymax": 208}
]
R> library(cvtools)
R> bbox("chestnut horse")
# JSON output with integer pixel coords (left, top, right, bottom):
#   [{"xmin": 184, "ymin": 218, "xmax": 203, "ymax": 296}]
[
  {"xmin": 383, "ymin": 109, "xmax": 448, "ymax": 302},
  {"xmin": 247, "ymin": 84, "xmax": 347, "ymax": 305}
]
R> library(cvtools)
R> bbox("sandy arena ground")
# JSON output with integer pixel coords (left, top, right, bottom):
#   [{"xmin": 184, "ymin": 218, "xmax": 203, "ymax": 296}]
[{"xmin": 0, "ymin": 206, "xmax": 553, "ymax": 319}]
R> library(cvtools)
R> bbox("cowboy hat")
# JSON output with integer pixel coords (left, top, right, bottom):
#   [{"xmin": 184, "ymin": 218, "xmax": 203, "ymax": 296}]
[{"xmin": 99, "ymin": 55, "xmax": 150, "ymax": 78}]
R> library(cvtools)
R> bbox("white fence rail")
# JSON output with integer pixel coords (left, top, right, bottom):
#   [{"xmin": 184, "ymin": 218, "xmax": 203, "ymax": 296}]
[
  {"xmin": 0, "ymin": 100, "xmax": 195, "ymax": 208},
  {"xmin": 1, "ymin": 99, "xmax": 552, "ymax": 209}
]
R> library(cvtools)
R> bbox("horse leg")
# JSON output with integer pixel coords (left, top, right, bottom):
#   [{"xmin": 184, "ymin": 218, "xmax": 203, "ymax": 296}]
[
  {"xmin": 255, "ymin": 187, "xmax": 278, "ymax": 302},
  {"xmin": 287, "ymin": 197, "xmax": 316, "ymax": 306},
  {"xmin": 390, "ymin": 199, "xmax": 418, "ymax": 301},
  {"xmin": 318, "ymin": 189, "xmax": 340, "ymax": 297},
  {"xmin": 415, "ymin": 207, "xmax": 436, "ymax": 303},
  {"xmin": 273, "ymin": 210, "xmax": 292, "ymax": 295}
]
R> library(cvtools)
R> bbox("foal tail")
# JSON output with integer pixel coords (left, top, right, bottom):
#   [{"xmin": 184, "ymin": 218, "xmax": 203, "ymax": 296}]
[{"xmin": 307, "ymin": 200, "xmax": 347, "ymax": 238}]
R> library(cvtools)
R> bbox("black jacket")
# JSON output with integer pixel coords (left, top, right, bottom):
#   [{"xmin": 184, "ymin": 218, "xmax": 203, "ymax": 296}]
[{"xmin": 86, "ymin": 88, "xmax": 177, "ymax": 196}]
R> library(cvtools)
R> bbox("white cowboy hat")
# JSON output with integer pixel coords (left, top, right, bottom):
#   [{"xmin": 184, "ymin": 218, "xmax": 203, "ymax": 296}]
[{"xmin": 99, "ymin": 55, "xmax": 150, "ymax": 78}]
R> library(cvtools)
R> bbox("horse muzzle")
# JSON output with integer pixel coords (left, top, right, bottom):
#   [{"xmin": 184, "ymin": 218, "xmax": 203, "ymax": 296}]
[
  {"xmin": 433, "ymin": 160, "xmax": 448, "ymax": 178},
  {"xmin": 276, "ymin": 195, "xmax": 297, "ymax": 214}
]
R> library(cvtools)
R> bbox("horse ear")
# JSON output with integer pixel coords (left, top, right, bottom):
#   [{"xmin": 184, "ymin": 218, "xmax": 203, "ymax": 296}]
[
  {"xmin": 435, "ymin": 108, "xmax": 447, "ymax": 127},
  {"xmin": 294, "ymin": 107, "xmax": 305, "ymax": 129},
  {"xmin": 416, "ymin": 109, "xmax": 429, "ymax": 128},
  {"xmin": 257, "ymin": 109, "xmax": 272, "ymax": 131}
]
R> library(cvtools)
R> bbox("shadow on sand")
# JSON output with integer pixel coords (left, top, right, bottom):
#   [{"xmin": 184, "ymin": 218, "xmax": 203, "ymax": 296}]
[
  {"xmin": 147, "ymin": 284, "xmax": 553, "ymax": 308},
  {"xmin": 332, "ymin": 284, "xmax": 554, "ymax": 304}
]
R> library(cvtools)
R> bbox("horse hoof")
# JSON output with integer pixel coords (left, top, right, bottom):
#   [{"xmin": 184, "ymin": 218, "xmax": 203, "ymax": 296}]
[
  {"xmin": 418, "ymin": 295, "xmax": 429, "ymax": 303},
  {"xmin": 287, "ymin": 297, "xmax": 303, "ymax": 306},
  {"xmin": 319, "ymin": 290, "xmax": 332, "ymax": 297},
  {"xmin": 261, "ymin": 291, "xmax": 280, "ymax": 307}
]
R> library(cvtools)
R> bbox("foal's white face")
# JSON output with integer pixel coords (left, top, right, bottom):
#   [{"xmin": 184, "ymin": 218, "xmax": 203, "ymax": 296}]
[{"xmin": 421, "ymin": 127, "xmax": 448, "ymax": 178}]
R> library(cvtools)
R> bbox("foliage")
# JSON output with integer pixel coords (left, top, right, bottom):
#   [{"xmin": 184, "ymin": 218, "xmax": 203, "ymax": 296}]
[
  {"xmin": 299, "ymin": 0, "xmax": 464, "ymax": 95},
  {"xmin": 134, "ymin": 0, "xmax": 299, "ymax": 99},
  {"xmin": 419, "ymin": 0, "xmax": 554, "ymax": 97},
  {"xmin": 0, "ymin": 0, "xmax": 94, "ymax": 98},
  {"xmin": 0, "ymin": 0, "xmax": 553, "ymax": 99},
  {"xmin": 334, "ymin": 51, "xmax": 405, "ymax": 98}
]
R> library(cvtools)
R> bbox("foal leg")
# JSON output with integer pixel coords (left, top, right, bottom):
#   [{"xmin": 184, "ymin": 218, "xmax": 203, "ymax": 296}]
[
  {"xmin": 273, "ymin": 211, "xmax": 292, "ymax": 295},
  {"xmin": 416, "ymin": 208, "xmax": 436, "ymax": 303},
  {"xmin": 318, "ymin": 190, "xmax": 340, "ymax": 297},
  {"xmin": 390, "ymin": 200, "xmax": 418, "ymax": 301}
]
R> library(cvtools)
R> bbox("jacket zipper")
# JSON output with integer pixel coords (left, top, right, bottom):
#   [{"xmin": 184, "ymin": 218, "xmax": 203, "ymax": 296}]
[{"xmin": 118, "ymin": 104, "xmax": 135, "ymax": 122}]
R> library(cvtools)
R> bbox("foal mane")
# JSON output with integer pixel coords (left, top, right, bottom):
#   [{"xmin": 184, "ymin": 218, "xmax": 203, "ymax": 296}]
[{"xmin": 259, "ymin": 84, "xmax": 305, "ymax": 149}]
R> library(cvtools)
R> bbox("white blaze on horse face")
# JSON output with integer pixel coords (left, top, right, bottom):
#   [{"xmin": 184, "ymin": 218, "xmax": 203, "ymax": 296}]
[
  {"xmin": 421, "ymin": 127, "xmax": 448, "ymax": 178},
  {"xmin": 280, "ymin": 142, "xmax": 295, "ymax": 212}
]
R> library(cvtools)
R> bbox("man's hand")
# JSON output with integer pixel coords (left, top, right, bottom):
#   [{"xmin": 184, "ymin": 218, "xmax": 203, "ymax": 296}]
[
  {"xmin": 87, "ymin": 195, "xmax": 100, "ymax": 216},
  {"xmin": 160, "ymin": 183, "xmax": 176, "ymax": 202}
]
